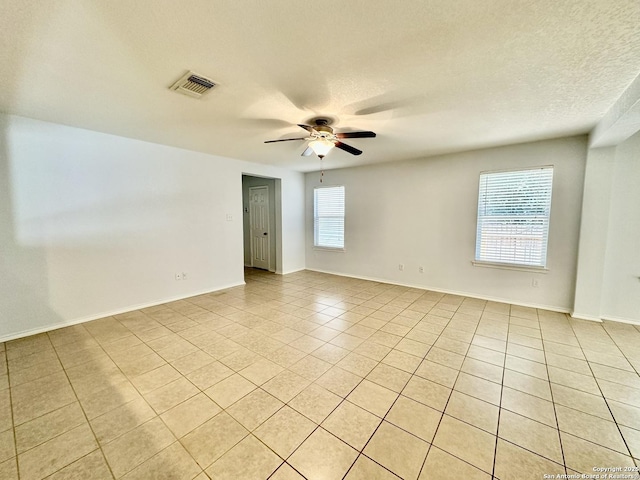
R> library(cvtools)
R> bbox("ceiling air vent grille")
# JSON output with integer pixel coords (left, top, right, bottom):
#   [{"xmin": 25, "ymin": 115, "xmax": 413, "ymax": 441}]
[{"xmin": 170, "ymin": 71, "xmax": 216, "ymax": 98}]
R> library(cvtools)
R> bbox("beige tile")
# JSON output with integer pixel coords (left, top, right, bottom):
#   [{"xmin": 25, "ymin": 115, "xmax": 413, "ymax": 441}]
[
  {"xmin": 289, "ymin": 355, "xmax": 332, "ymax": 381},
  {"xmin": 381, "ymin": 350, "xmax": 422, "ymax": 373},
  {"xmin": 395, "ymin": 338, "xmax": 430, "ymax": 357},
  {"xmin": 403, "ymin": 376, "xmax": 452, "ymax": 412},
  {"xmin": 454, "ymin": 372, "xmax": 501, "ymax": 405},
  {"xmin": 366, "ymin": 363, "xmax": 411, "ymax": 393},
  {"xmin": 262, "ymin": 370, "xmax": 310, "ymax": 403},
  {"xmin": 15, "ymin": 402, "xmax": 85, "ymax": 453},
  {"xmin": 80, "ymin": 380, "xmax": 142, "ymax": 419},
  {"xmin": 609, "ymin": 400, "xmax": 640, "ymax": 430},
  {"xmin": 353, "ymin": 341, "xmax": 392, "ymax": 362},
  {"xmin": 11, "ymin": 372, "xmax": 76, "ymax": 425},
  {"xmin": 289, "ymin": 383, "xmax": 342, "ymax": 424},
  {"xmin": 590, "ymin": 363, "xmax": 640, "ymax": 389},
  {"xmin": 467, "ymin": 344, "xmax": 505, "ymax": 366},
  {"xmin": 170, "ymin": 349, "xmax": 216, "ymax": 375},
  {"xmin": 270, "ymin": 462, "xmax": 306, "ymax": 480},
  {"xmin": 386, "ymin": 395, "xmax": 442, "ymax": 442},
  {"xmin": 506, "ymin": 343, "xmax": 546, "ymax": 364},
  {"xmin": 316, "ymin": 366, "xmax": 362, "ymax": 397},
  {"xmin": 545, "ymin": 352, "xmax": 592, "ymax": 376},
  {"xmin": 419, "ymin": 447, "xmax": 490, "ymax": 480},
  {"xmin": 254, "ymin": 406, "xmax": 316, "ymax": 458},
  {"xmin": 414, "ymin": 360, "xmax": 458, "ymax": 388},
  {"xmin": 548, "ymin": 366, "xmax": 599, "ymax": 395},
  {"xmin": 122, "ymin": 442, "xmax": 201, "ymax": 479},
  {"xmin": 0, "ymin": 390, "xmax": 11, "ymax": 432},
  {"xmin": 46, "ymin": 450, "xmax": 112, "ymax": 480},
  {"xmin": 555, "ymin": 405, "xmax": 627, "ymax": 454},
  {"xmin": 237, "ymin": 358, "xmax": 285, "ymax": 385},
  {"xmin": 494, "ymin": 439, "xmax": 563, "ymax": 480},
  {"xmin": 185, "ymin": 361, "xmax": 234, "ymax": 390},
  {"xmin": 551, "ymin": 383, "xmax": 613, "ymax": 421},
  {"xmin": 160, "ymin": 393, "xmax": 221, "ymax": 438},
  {"xmin": 181, "ymin": 412, "xmax": 248, "ymax": 469},
  {"xmin": 501, "ymin": 387, "xmax": 556, "ymax": 427},
  {"xmin": 322, "ymin": 401, "xmax": 381, "ymax": 450},
  {"xmin": 205, "ymin": 434, "xmax": 282, "ymax": 480},
  {"xmin": 288, "ymin": 428, "xmax": 358, "ymax": 480},
  {"xmin": 18, "ymin": 423, "xmax": 97, "ymax": 480},
  {"xmin": 561, "ymin": 432, "xmax": 637, "ymax": 474},
  {"xmin": 619, "ymin": 425, "xmax": 640, "ymax": 458},
  {"xmin": 597, "ymin": 379, "xmax": 640, "ymax": 407},
  {"xmin": 345, "ymin": 454, "xmax": 399, "ymax": 479},
  {"xmin": 347, "ymin": 380, "xmax": 398, "ymax": 418},
  {"xmin": 227, "ymin": 388, "xmax": 284, "ymax": 431},
  {"xmin": 363, "ymin": 421, "xmax": 429, "ymax": 480},
  {"xmin": 502, "ymin": 369, "xmax": 551, "ymax": 401},
  {"xmin": 433, "ymin": 415, "xmax": 496, "ymax": 474},
  {"xmin": 471, "ymin": 335, "xmax": 507, "ymax": 353},
  {"xmin": 505, "ymin": 355, "xmax": 547, "ymax": 380},
  {"xmin": 130, "ymin": 364, "xmax": 182, "ymax": 394},
  {"xmin": 311, "ymin": 343, "xmax": 350, "ymax": 364},
  {"xmin": 445, "ymin": 391, "xmax": 499, "ymax": 434},
  {"xmin": 266, "ymin": 345, "xmax": 306, "ymax": 368},
  {"xmin": 203, "ymin": 373, "xmax": 256, "ymax": 408},
  {"xmin": 461, "ymin": 357, "xmax": 503, "ymax": 384},
  {"xmin": 144, "ymin": 377, "xmax": 199, "ymax": 413},
  {"xmin": 0, "ymin": 458, "xmax": 16, "ymax": 480},
  {"xmin": 0, "ymin": 430, "xmax": 14, "ymax": 463},
  {"xmin": 337, "ymin": 352, "xmax": 379, "ymax": 377},
  {"xmin": 424, "ymin": 347, "xmax": 465, "ymax": 370},
  {"xmin": 102, "ymin": 417, "xmax": 175, "ymax": 477},
  {"xmin": 498, "ymin": 410, "xmax": 563, "ymax": 464},
  {"xmin": 8, "ymin": 358, "xmax": 63, "ymax": 387},
  {"xmin": 90, "ymin": 397, "xmax": 156, "ymax": 444}
]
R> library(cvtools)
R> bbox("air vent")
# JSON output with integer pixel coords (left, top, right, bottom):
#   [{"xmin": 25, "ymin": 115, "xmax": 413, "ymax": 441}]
[{"xmin": 170, "ymin": 71, "xmax": 217, "ymax": 98}]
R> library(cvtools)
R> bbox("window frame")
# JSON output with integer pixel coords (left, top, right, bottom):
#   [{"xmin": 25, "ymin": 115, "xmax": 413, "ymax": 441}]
[
  {"xmin": 313, "ymin": 185, "xmax": 346, "ymax": 251},
  {"xmin": 473, "ymin": 166, "xmax": 554, "ymax": 271}
]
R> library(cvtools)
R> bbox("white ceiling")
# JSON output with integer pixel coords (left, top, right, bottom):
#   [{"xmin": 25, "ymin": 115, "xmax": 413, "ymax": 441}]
[{"xmin": 1, "ymin": 0, "xmax": 639, "ymax": 172}]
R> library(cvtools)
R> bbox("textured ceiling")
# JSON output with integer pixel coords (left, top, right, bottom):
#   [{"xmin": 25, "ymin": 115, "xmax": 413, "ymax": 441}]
[{"xmin": 0, "ymin": 0, "xmax": 639, "ymax": 171}]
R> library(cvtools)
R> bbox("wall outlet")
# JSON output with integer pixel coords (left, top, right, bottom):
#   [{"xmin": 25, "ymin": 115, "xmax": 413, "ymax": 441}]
[
  {"xmin": 226, "ymin": 214, "xmax": 233, "ymax": 221},
  {"xmin": 175, "ymin": 273, "xmax": 182, "ymax": 281},
  {"xmin": 182, "ymin": 272, "xmax": 188, "ymax": 280},
  {"xmin": 532, "ymin": 278, "xmax": 539, "ymax": 288},
  {"xmin": 398, "ymin": 264, "xmax": 404, "ymax": 271},
  {"xmin": 419, "ymin": 266, "xmax": 424, "ymax": 273}
]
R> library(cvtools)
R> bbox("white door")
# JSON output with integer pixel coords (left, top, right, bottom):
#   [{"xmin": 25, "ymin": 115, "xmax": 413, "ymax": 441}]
[{"xmin": 249, "ymin": 186, "xmax": 270, "ymax": 270}]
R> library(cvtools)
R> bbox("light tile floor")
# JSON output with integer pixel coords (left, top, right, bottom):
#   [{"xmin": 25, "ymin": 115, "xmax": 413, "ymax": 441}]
[{"xmin": 1, "ymin": 268, "xmax": 639, "ymax": 479}]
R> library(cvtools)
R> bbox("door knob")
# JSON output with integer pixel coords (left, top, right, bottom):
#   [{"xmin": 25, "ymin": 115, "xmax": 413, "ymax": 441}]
[{"xmin": 263, "ymin": 232, "xmax": 268, "ymax": 236}]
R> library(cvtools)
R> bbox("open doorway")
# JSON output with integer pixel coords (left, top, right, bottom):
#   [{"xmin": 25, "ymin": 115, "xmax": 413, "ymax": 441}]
[{"xmin": 242, "ymin": 174, "xmax": 281, "ymax": 274}]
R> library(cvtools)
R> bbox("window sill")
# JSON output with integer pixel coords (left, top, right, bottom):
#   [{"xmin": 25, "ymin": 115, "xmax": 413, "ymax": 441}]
[
  {"xmin": 471, "ymin": 260, "xmax": 548, "ymax": 273},
  {"xmin": 313, "ymin": 246, "xmax": 345, "ymax": 253}
]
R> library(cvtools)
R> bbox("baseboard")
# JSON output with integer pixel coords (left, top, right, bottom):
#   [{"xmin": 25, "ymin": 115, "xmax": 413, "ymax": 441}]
[
  {"xmin": 305, "ymin": 268, "xmax": 571, "ymax": 314},
  {"xmin": 569, "ymin": 312, "xmax": 603, "ymax": 323},
  {"xmin": 281, "ymin": 268, "xmax": 306, "ymax": 275},
  {"xmin": 0, "ymin": 281, "xmax": 246, "ymax": 343},
  {"xmin": 601, "ymin": 315, "xmax": 640, "ymax": 326}
]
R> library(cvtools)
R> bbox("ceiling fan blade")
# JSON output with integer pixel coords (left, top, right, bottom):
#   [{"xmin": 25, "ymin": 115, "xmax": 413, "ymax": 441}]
[
  {"xmin": 336, "ymin": 131, "xmax": 377, "ymax": 139},
  {"xmin": 301, "ymin": 146, "xmax": 314, "ymax": 157},
  {"xmin": 335, "ymin": 141, "xmax": 362, "ymax": 156},
  {"xmin": 264, "ymin": 137, "xmax": 308, "ymax": 143},
  {"xmin": 298, "ymin": 124, "xmax": 318, "ymax": 134}
]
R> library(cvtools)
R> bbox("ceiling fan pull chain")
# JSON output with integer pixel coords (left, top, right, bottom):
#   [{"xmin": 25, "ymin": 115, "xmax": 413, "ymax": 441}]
[{"xmin": 320, "ymin": 158, "xmax": 324, "ymax": 183}]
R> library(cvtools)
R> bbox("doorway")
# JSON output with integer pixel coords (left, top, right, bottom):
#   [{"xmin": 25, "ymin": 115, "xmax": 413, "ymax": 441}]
[{"xmin": 242, "ymin": 174, "xmax": 280, "ymax": 273}]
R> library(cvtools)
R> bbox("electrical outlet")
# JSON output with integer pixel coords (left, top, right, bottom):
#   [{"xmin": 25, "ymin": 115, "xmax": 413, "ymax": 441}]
[
  {"xmin": 532, "ymin": 278, "xmax": 539, "ymax": 288},
  {"xmin": 226, "ymin": 214, "xmax": 233, "ymax": 221},
  {"xmin": 175, "ymin": 273, "xmax": 181, "ymax": 281},
  {"xmin": 398, "ymin": 264, "xmax": 404, "ymax": 271},
  {"xmin": 182, "ymin": 272, "xmax": 188, "ymax": 280},
  {"xmin": 419, "ymin": 266, "xmax": 424, "ymax": 273}
]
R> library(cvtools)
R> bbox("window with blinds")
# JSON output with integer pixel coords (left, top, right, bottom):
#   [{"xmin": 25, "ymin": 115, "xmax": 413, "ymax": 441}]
[
  {"xmin": 314, "ymin": 185, "xmax": 345, "ymax": 249},
  {"xmin": 475, "ymin": 167, "xmax": 553, "ymax": 268}
]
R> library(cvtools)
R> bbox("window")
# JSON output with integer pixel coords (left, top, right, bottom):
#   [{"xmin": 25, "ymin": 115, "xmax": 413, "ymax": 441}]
[
  {"xmin": 475, "ymin": 166, "xmax": 553, "ymax": 268},
  {"xmin": 314, "ymin": 185, "xmax": 345, "ymax": 249}
]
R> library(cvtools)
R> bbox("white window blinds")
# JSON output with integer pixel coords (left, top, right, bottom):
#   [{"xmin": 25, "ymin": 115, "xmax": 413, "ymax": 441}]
[
  {"xmin": 475, "ymin": 167, "xmax": 553, "ymax": 267},
  {"xmin": 314, "ymin": 185, "xmax": 345, "ymax": 249}
]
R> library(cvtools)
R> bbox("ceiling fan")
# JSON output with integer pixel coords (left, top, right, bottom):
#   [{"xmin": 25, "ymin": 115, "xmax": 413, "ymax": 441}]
[{"xmin": 264, "ymin": 118, "xmax": 376, "ymax": 159}]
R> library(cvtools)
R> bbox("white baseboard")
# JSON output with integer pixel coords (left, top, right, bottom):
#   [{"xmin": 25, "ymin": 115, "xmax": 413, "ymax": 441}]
[
  {"xmin": 569, "ymin": 312, "xmax": 603, "ymax": 323},
  {"xmin": 281, "ymin": 268, "xmax": 306, "ymax": 275},
  {"xmin": 305, "ymin": 268, "xmax": 571, "ymax": 314},
  {"xmin": 0, "ymin": 281, "xmax": 246, "ymax": 343},
  {"xmin": 601, "ymin": 315, "xmax": 640, "ymax": 326}
]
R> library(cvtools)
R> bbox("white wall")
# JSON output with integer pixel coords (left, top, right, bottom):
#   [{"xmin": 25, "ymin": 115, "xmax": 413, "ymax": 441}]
[
  {"xmin": 600, "ymin": 131, "xmax": 640, "ymax": 322},
  {"xmin": 0, "ymin": 114, "xmax": 305, "ymax": 341},
  {"xmin": 305, "ymin": 136, "xmax": 587, "ymax": 312}
]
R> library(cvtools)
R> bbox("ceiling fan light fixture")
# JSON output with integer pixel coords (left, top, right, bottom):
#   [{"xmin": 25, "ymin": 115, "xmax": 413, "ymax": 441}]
[{"xmin": 309, "ymin": 139, "xmax": 334, "ymax": 158}]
